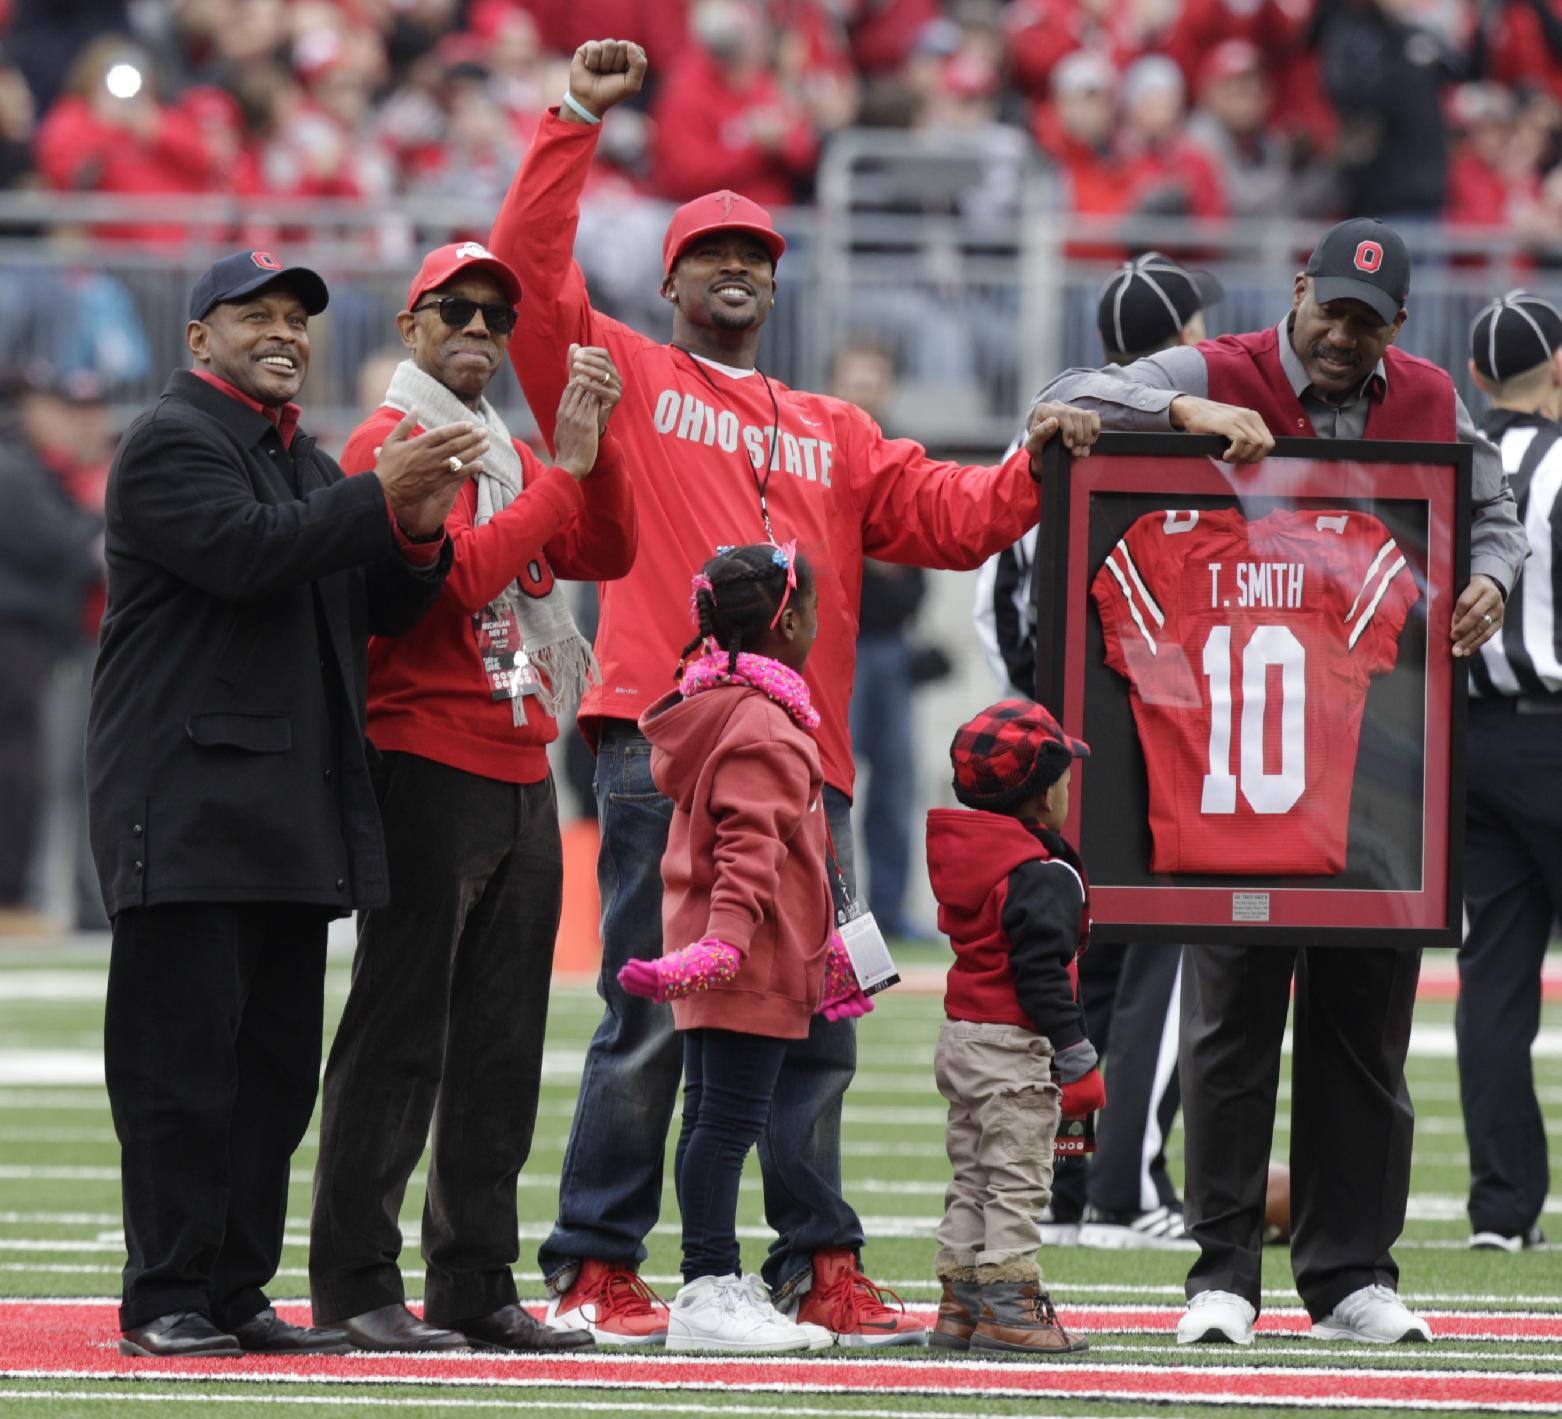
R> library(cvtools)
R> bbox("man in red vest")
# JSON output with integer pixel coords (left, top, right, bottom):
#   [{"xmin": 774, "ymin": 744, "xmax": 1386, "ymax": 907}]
[{"xmin": 1044, "ymin": 218, "xmax": 1528, "ymax": 1347}]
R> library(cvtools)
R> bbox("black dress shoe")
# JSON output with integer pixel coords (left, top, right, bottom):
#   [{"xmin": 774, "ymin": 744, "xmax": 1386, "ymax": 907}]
[
  {"xmin": 120, "ymin": 1311, "xmax": 243, "ymax": 1358},
  {"xmin": 335, "ymin": 1302, "xmax": 470, "ymax": 1352},
  {"xmin": 433, "ymin": 1303, "xmax": 595, "ymax": 1353},
  {"xmin": 231, "ymin": 1307, "xmax": 354, "ymax": 1355}
]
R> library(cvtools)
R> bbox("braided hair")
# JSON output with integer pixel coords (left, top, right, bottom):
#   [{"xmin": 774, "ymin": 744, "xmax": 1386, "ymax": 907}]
[{"xmin": 679, "ymin": 543, "xmax": 815, "ymax": 677}]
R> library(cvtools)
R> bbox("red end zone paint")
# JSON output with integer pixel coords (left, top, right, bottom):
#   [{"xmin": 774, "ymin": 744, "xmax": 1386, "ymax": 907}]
[{"xmin": 4, "ymin": 1303, "xmax": 1562, "ymax": 1411}]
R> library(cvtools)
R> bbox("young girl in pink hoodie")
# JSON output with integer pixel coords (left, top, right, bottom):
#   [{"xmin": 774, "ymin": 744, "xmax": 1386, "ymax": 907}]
[{"xmin": 617, "ymin": 543, "xmax": 874, "ymax": 1353}]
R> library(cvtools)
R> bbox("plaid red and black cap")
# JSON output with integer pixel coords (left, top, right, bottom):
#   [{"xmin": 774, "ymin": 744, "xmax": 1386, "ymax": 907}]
[{"xmin": 949, "ymin": 698, "xmax": 1090, "ymax": 811}]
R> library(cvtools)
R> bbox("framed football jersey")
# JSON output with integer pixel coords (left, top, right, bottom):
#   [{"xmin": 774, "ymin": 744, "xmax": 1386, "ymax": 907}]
[{"xmin": 1033, "ymin": 433, "xmax": 1470, "ymax": 947}]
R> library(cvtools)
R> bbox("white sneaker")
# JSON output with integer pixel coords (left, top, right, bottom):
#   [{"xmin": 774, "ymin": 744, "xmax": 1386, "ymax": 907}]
[
  {"xmin": 1470, "ymin": 1225, "xmax": 1546, "ymax": 1253},
  {"xmin": 750, "ymin": 1277, "xmax": 833, "ymax": 1350},
  {"xmin": 1079, "ymin": 1205, "xmax": 1197, "ymax": 1251},
  {"xmin": 1311, "ymin": 1285, "xmax": 1432, "ymax": 1344},
  {"xmin": 1176, "ymin": 1290, "xmax": 1256, "ymax": 1346},
  {"xmin": 665, "ymin": 1274, "xmax": 814, "ymax": 1353}
]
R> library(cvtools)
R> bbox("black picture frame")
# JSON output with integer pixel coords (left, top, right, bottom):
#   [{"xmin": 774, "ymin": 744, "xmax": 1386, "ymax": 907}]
[{"xmin": 1032, "ymin": 432, "xmax": 1471, "ymax": 948}]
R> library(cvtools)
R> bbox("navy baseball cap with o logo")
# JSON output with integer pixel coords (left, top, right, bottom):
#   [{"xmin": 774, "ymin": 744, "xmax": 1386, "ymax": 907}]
[
  {"xmin": 1303, "ymin": 218, "xmax": 1409, "ymax": 326},
  {"xmin": 188, "ymin": 250, "xmax": 330, "ymax": 322}
]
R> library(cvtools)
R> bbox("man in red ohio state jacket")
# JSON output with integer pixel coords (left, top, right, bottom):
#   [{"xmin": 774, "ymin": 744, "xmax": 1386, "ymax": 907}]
[
  {"xmin": 307, "ymin": 241, "xmax": 636, "ymax": 1356},
  {"xmin": 488, "ymin": 37, "xmax": 1099, "ymax": 1349}
]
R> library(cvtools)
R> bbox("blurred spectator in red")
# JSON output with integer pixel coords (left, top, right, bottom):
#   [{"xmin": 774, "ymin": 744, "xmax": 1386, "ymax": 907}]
[
  {"xmin": 843, "ymin": 0, "xmax": 943, "ymax": 75},
  {"xmin": 34, "ymin": 38, "xmax": 223, "ymax": 244},
  {"xmin": 1485, "ymin": 0, "xmax": 1562, "ymax": 107},
  {"xmin": 1118, "ymin": 54, "xmax": 1227, "ymax": 221},
  {"xmin": 775, "ymin": 0, "xmax": 861, "ymax": 139},
  {"xmin": 1005, "ymin": 0, "xmax": 1195, "ymax": 100},
  {"xmin": 3, "ymin": 0, "xmax": 131, "ymax": 115},
  {"xmin": 650, "ymin": 0, "xmax": 818, "ymax": 205},
  {"xmin": 497, "ymin": 0, "xmax": 692, "ymax": 74},
  {"xmin": 1032, "ymin": 48, "xmax": 1124, "ymax": 218},
  {"xmin": 263, "ymin": 23, "xmax": 395, "ymax": 199},
  {"xmin": 405, "ymin": 61, "xmax": 527, "ymax": 206},
  {"xmin": 0, "ymin": 362, "xmax": 105, "ymax": 936},
  {"xmin": 1187, "ymin": 39, "xmax": 1336, "ymax": 220},
  {"xmin": 0, "ymin": 47, "xmax": 35, "ymax": 189},
  {"xmin": 478, "ymin": 7, "xmax": 556, "ymax": 138},
  {"xmin": 1446, "ymin": 82, "xmax": 1543, "ymax": 233}
]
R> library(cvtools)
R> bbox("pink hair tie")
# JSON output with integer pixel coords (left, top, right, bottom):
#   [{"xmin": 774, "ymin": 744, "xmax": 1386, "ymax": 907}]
[
  {"xmin": 768, "ymin": 538, "xmax": 799, "ymax": 628},
  {"xmin": 689, "ymin": 571, "xmax": 716, "ymax": 616}
]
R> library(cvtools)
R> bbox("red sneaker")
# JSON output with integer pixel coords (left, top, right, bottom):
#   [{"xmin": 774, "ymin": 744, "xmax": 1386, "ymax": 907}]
[
  {"xmin": 793, "ymin": 1248, "xmax": 927, "ymax": 1347},
  {"xmin": 544, "ymin": 1259, "xmax": 669, "ymax": 1345}
]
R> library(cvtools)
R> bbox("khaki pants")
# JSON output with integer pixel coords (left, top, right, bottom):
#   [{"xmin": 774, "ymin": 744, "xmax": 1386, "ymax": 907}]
[{"xmin": 933, "ymin": 1019, "xmax": 1062, "ymax": 1272}]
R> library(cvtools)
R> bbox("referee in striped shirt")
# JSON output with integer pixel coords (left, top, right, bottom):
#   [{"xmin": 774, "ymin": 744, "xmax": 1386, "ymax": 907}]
[{"xmin": 1459, "ymin": 290, "xmax": 1560, "ymax": 1254}]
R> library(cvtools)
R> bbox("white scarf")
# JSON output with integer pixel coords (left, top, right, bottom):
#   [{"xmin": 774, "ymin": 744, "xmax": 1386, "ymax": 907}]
[{"xmin": 383, "ymin": 359, "xmax": 600, "ymax": 724}]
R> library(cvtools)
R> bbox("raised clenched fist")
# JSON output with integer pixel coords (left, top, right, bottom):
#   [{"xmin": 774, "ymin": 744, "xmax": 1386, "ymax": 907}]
[{"xmin": 564, "ymin": 39, "xmax": 648, "ymax": 121}]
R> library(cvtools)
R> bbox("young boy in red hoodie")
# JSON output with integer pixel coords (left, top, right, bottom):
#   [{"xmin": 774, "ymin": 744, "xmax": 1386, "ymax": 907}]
[{"xmin": 925, "ymin": 699, "xmax": 1107, "ymax": 1356}]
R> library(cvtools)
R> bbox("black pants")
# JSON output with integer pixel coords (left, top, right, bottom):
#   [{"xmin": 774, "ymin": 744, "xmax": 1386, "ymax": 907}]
[
  {"xmin": 1458, "ymin": 701, "xmax": 1559, "ymax": 1236},
  {"xmin": 0, "ymin": 624, "xmax": 54, "ymax": 903},
  {"xmin": 104, "ymin": 901, "xmax": 328, "ymax": 1331},
  {"xmin": 1051, "ymin": 941, "xmax": 1183, "ymax": 1219},
  {"xmin": 1179, "ymin": 942, "xmax": 1419, "ymax": 1321},
  {"xmin": 675, "ymin": 1027, "xmax": 789, "ymax": 1282},
  {"xmin": 310, "ymin": 753, "xmax": 563, "ymax": 1324}
]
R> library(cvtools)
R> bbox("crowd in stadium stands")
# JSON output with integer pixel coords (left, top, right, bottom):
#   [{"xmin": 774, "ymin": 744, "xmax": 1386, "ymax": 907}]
[{"xmin": 0, "ymin": 0, "xmax": 1560, "ymax": 245}]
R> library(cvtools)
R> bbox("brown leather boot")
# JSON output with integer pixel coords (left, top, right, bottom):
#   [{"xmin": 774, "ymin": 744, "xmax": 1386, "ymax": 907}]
[
  {"xmin": 929, "ymin": 1277, "xmax": 982, "ymax": 1351},
  {"xmin": 970, "ymin": 1282, "xmax": 1089, "ymax": 1356}
]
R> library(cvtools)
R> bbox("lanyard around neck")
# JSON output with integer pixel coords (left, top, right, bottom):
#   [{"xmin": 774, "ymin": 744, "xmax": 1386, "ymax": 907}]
[{"xmin": 673, "ymin": 344, "xmax": 783, "ymax": 543}]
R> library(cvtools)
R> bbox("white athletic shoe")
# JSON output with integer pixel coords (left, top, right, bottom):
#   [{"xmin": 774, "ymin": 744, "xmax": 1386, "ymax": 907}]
[
  {"xmin": 1037, "ymin": 1204, "xmax": 1082, "ymax": 1246},
  {"xmin": 749, "ymin": 1277, "xmax": 833, "ymax": 1350},
  {"xmin": 1469, "ymin": 1225, "xmax": 1546, "ymax": 1253},
  {"xmin": 1310, "ymin": 1285, "xmax": 1432, "ymax": 1344},
  {"xmin": 1176, "ymin": 1290, "xmax": 1257, "ymax": 1346},
  {"xmin": 665, "ymin": 1274, "xmax": 814, "ymax": 1353},
  {"xmin": 1079, "ymin": 1205, "xmax": 1197, "ymax": 1251}
]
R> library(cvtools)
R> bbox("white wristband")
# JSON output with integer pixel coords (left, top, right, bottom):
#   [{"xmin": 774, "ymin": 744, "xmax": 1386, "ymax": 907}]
[{"xmin": 561, "ymin": 90, "xmax": 602, "ymax": 125}]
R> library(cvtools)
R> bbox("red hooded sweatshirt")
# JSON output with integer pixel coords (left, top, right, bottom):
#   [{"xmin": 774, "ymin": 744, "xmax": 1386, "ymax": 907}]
[
  {"xmin": 926, "ymin": 807, "xmax": 1087, "ymax": 1047},
  {"xmin": 641, "ymin": 681, "xmax": 833, "ymax": 1040},
  {"xmin": 490, "ymin": 110, "xmax": 1043, "ymax": 798}
]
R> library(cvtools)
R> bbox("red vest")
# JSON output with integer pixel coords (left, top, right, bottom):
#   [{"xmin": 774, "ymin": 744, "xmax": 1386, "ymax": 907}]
[
  {"xmin": 1201, "ymin": 326, "xmax": 1456, "ymax": 442},
  {"xmin": 926, "ymin": 808, "xmax": 1086, "ymax": 1029}
]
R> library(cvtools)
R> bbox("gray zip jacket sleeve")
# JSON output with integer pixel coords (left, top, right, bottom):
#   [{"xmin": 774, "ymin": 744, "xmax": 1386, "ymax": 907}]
[{"xmin": 1034, "ymin": 333, "xmax": 1528, "ymax": 596}]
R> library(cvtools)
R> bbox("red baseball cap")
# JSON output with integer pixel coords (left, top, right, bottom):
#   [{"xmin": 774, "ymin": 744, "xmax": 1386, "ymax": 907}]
[
  {"xmin": 407, "ymin": 241, "xmax": 523, "ymax": 311},
  {"xmin": 662, "ymin": 191, "xmax": 786, "ymax": 275}
]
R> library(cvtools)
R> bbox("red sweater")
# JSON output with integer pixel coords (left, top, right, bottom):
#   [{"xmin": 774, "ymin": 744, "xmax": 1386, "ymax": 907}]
[
  {"xmin": 342, "ymin": 408, "xmax": 637, "ymax": 783},
  {"xmin": 1201, "ymin": 327, "xmax": 1457, "ymax": 442},
  {"xmin": 642, "ymin": 683, "xmax": 833, "ymax": 1040},
  {"xmin": 490, "ymin": 110, "xmax": 1042, "ymax": 797}
]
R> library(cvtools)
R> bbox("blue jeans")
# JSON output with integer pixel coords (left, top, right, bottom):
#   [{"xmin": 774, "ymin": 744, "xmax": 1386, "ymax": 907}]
[
  {"xmin": 849, "ymin": 631, "xmax": 918, "ymax": 936},
  {"xmin": 539, "ymin": 724, "xmax": 865, "ymax": 1297}
]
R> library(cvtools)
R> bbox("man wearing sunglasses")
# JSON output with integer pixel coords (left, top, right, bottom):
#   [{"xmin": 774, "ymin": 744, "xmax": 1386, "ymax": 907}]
[{"xmin": 308, "ymin": 241, "xmax": 637, "ymax": 1353}]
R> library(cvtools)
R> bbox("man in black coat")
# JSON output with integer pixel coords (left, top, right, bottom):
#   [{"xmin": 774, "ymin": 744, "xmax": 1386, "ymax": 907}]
[{"xmin": 87, "ymin": 250, "xmax": 489, "ymax": 1359}]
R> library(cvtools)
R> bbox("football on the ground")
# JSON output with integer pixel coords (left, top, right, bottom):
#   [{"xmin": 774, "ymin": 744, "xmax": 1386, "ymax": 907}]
[{"xmin": 1264, "ymin": 1161, "xmax": 1292, "ymax": 1244}]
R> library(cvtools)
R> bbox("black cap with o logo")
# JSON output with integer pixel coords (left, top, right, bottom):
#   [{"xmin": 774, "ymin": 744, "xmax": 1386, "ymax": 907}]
[{"xmin": 1303, "ymin": 218, "xmax": 1410, "ymax": 326}]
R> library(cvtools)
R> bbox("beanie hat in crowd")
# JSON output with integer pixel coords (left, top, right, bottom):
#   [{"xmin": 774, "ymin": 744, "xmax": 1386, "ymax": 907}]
[{"xmin": 949, "ymin": 699, "xmax": 1090, "ymax": 812}]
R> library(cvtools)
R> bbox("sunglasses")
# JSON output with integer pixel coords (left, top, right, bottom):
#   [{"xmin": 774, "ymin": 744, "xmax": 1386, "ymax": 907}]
[{"xmin": 412, "ymin": 296, "xmax": 518, "ymax": 335}]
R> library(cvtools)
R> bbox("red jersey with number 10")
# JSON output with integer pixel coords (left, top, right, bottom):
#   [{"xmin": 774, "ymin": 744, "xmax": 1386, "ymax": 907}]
[{"xmin": 1091, "ymin": 507, "xmax": 1420, "ymax": 875}]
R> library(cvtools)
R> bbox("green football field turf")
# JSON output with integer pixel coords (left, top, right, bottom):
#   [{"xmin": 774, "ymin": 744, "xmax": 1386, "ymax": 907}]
[{"xmin": 0, "ymin": 937, "xmax": 1557, "ymax": 1418}]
